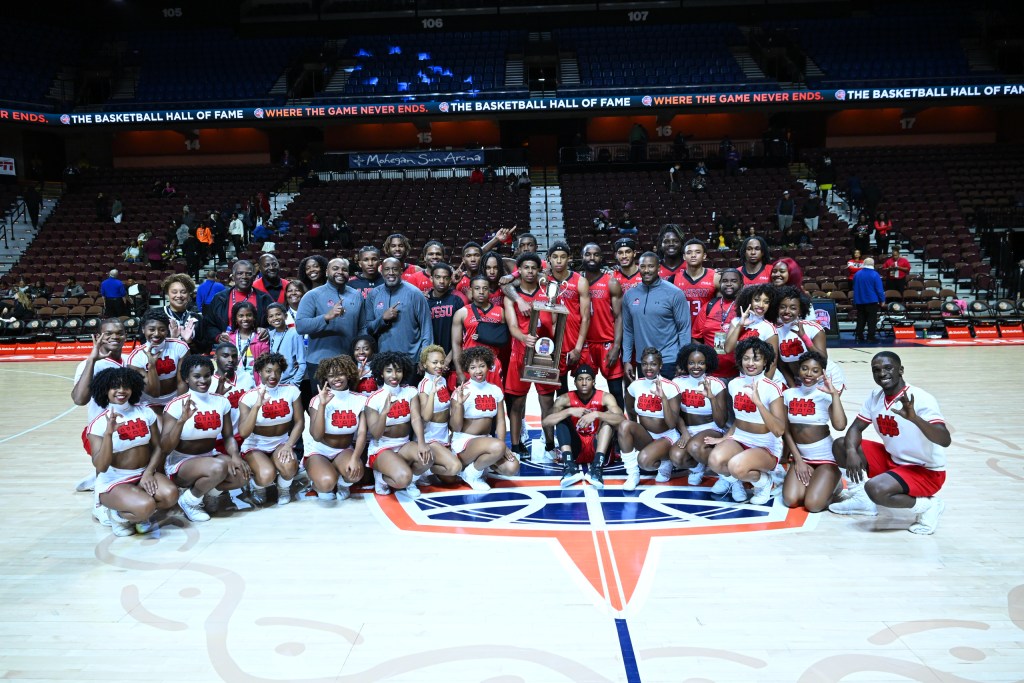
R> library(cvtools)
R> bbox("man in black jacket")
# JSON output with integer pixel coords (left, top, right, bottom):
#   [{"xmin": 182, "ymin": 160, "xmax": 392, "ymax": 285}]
[{"xmin": 202, "ymin": 259, "xmax": 273, "ymax": 346}]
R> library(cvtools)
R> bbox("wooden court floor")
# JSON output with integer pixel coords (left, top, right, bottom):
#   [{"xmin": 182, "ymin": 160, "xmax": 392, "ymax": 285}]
[{"xmin": 1, "ymin": 345, "xmax": 1023, "ymax": 683}]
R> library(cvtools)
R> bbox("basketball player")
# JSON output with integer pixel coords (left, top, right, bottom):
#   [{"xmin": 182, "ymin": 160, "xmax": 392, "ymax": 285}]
[
  {"xmin": 382, "ymin": 233, "xmax": 422, "ymax": 281},
  {"xmin": 738, "ymin": 235, "xmax": 772, "ymax": 286},
  {"xmin": 303, "ymin": 354, "xmax": 367, "ymax": 503},
  {"xmin": 669, "ymin": 343, "xmax": 729, "ymax": 486},
  {"xmin": 453, "ymin": 241, "xmax": 483, "ymax": 300},
  {"xmin": 452, "ymin": 275, "xmax": 507, "ymax": 386},
  {"xmin": 656, "ymin": 224, "xmax": 686, "ymax": 284},
  {"xmin": 612, "ymin": 237, "xmax": 642, "ymax": 293},
  {"xmin": 542, "ymin": 364, "xmax": 624, "ymax": 489},
  {"xmin": 828, "ymin": 352, "xmax": 949, "ymax": 534},
  {"xmin": 546, "ymin": 241, "xmax": 591, "ymax": 391},
  {"xmin": 618, "ymin": 348, "xmax": 683, "ymax": 491},
  {"xmin": 579, "ymin": 243, "xmax": 625, "ymax": 412},
  {"xmin": 676, "ymin": 239, "xmax": 719, "ymax": 327}
]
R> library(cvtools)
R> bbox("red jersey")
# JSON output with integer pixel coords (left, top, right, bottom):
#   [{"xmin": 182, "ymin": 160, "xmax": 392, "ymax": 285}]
[
  {"xmin": 693, "ymin": 296, "xmax": 740, "ymax": 379},
  {"xmin": 550, "ymin": 271, "xmax": 583, "ymax": 352},
  {"xmin": 406, "ymin": 269, "xmax": 432, "ymax": 293},
  {"xmin": 510, "ymin": 285, "xmax": 552, "ymax": 351},
  {"xmin": 658, "ymin": 261, "xmax": 686, "ymax": 285},
  {"xmin": 568, "ymin": 389, "xmax": 604, "ymax": 436},
  {"xmin": 613, "ymin": 268, "xmax": 642, "ymax": 293},
  {"xmin": 739, "ymin": 264, "xmax": 772, "ymax": 287},
  {"xmin": 585, "ymin": 273, "xmax": 616, "ymax": 344},
  {"xmin": 463, "ymin": 302, "xmax": 505, "ymax": 355},
  {"xmin": 676, "ymin": 267, "xmax": 717, "ymax": 325}
]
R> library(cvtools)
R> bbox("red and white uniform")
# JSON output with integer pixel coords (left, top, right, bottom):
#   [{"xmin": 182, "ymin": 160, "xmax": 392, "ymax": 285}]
[
  {"xmin": 455, "ymin": 279, "xmax": 505, "ymax": 308},
  {"xmin": 419, "ymin": 374, "xmax": 452, "ymax": 445},
  {"xmin": 739, "ymin": 264, "xmax": 772, "ymax": 286},
  {"xmin": 693, "ymin": 298, "xmax": 739, "ymax": 380},
  {"xmin": 128, "ymin": 339, "xmax": 190, "ymax": 406},
  {"xmin": 776, "ymin": 320, "xmax": 847, "ymax": 392},
  {"xmin": 854, "ymin": 384, "xmax": 947, "ymax": 497},
  {"xmin": 626, "ymin": 377, "xmax": 681, "ymax": 442},
  {"xmin": 658, "ymin": 261, "xmax": 685, "ymax": 285},
  {"xmin": 783, "ymin": 384, "xmax": 836, "ymax": 464},
  {"xmin": 89, "ymin": 404, "xmax": 159, "ymax": 494},
  {"xmin": 214, "ymin": 374, "xmax": 250, "ymax": 432},
  {"xmin": 163, "ymin": 391, "xmax": 233, "ymax": 475},
  {"xmin": 726, "ymin": 373, "xmax": 784, "ymax": 460},
  {"xmin": 355, "ymin": 366, "xmax": 378, "ymax": 396},
  {"xmin": 303, "ymin": 389, "xmax": 367, "ymax": 460},
  {"xmin": 238, "ymin": 384, "xmax": 300, "ymax": 454},
  {"xmin": 565, "ymin": 389, "xmax": 604, "ymax": 464},
  {"xmin": 676, "ymin": 268, "xmax": 717, "ymax": 326},
  {"xmin": 75, "ymin": 357, "xmax": 124, "ymax": 422},
  {"xmin": 550, "ymin": 272, "xmax": 584, "ymax": 375},
  {"xmin": 406, "ymin": 268, "xmax": 432, "ymax": 293},
  {"xmin": 672, "ymin": 374, "xmax": 727, "ymax": 436},
  {"xmin": 505, "ymin": 285, "xmax": 557, "ymax": 397},
  {"xmin": 729, "ymin": 316, "xmax": 777, "ymax": 344},
  {"xmin": 614, "ymin": 268, "xmax": 642, "ymax": 293},
  {"xmin": 459, "ymin": 302, "xmax": 505, "ymax": 387},
  {"xmin": 450, "ymin": 379, "xmax": 503, "ymax": 455},
  {"xmin": 583, "ymin": 273, "xmax": 623, "ymax": 380},
  {"xmin": 365, "ymin": 385, "xmax": 417, "ymax": 465}
]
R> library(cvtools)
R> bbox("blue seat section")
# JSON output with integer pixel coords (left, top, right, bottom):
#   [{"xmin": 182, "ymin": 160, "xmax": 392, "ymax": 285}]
[
  {"xmin": 340, "ymin": 30, "xmax": 526, "ymax": 97},
  {"xmin": 123, "ymin": 29, "xmax": 321, "ymax": 106},
  {"xmin": 765, "ymin": 8, "xmax": 991, "ymax": 88},
  {"xmin": 554, "ymin": 23, "xmax": 763, "ymax": 93},
  {"xmin": 0, "ymin": 20, "xmax": 82, "ymax": 108}
]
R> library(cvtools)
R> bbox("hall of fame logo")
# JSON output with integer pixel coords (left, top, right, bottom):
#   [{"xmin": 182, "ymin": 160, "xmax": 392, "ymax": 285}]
[{"xmin": 371, "ymin": 455, "xmax": 811, "ymax": 612}]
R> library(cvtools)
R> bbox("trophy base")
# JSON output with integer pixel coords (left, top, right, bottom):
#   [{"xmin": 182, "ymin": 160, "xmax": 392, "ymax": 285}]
[{"xmin": 522, "ymin": 365, "xmax": 561, "ymax": 386}]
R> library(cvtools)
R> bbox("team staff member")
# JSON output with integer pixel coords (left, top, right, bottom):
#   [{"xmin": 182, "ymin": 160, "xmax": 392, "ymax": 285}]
[
  {"xmin": 692, "ymin": 268, "xmax": 743, "ymax": 380},
  {"xmin": 363, "ymin": 257, "xmax": 434, "ymax": 364},
  {"xmin": 295, "ymin": 258, "xmax": 365, "ymax": 392},
  {"xmin": 828, "ymin": 352, "xmax": 949, "ymax": 535},
  {"xmin": 622, "ymin": 252, "xmax": 691, "ymax": 381},
  {"xmin": 203, "ymin": 259, "xmax": 273, "ymax": 346}
]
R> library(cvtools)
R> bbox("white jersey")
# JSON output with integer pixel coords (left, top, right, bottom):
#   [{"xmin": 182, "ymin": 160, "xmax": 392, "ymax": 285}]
[
  {"xmin": 727, "ymin": 373, "xmax": 784, "ymax": 426},
  {"xmin": 627, "ymin": 378, "xmax": 680, "ymax": 420},
  {"xmin": 672, "ymin": 374, "xmax": 726, "ymax": 417},
  {"xmin": 460, "ymin": 379, "xmax": 504, "ymax": 420},
  {"xmin": 777, "ymin": 320, "xmax": 824, "ymax": 364},
  {"xmin": 729, "ymin": 316, "xmax": 777, "ymax": 343},
  {"xmin": 127, "ymin": 339, "xmax": 190, "ymax": 405},
  {"xmin": 310, "ymin": 389, "xmax": 366, "ymax": 436},
  {"xmin": 87, "ymin": 404, "xmax": 158, "ymax": 453},
  {"xmin": 164, "ymin": 390, "xmax": 232, "ymax": 442},
  {"xmin": 783, "ymin": 385, "xmax": 833, "ymax": 426},
  {"xmin": 366, "ymin": 385, "xmax": 417, "ymax": 427},
  {"xmin": 239, "ymin": 384, "xmax": 301, "ymax": 428},
  {"xmin": 857, "ymin": 384, "xmax": 946, "ymax": 470},
  {"xmin": 74, "ymin": 357, "xmax": 125, "ymax": 421},
  {"xmin": 418, "ymin": 374, "xmax": 452, "ymax": 415}
]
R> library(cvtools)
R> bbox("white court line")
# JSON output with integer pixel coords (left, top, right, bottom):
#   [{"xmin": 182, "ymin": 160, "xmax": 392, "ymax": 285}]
[{"xmin": 0, "ymin": 368, "xmax": 78, "ymax": 443}]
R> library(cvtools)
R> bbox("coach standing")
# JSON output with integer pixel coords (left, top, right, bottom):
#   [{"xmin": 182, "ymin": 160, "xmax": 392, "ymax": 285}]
[
  {"xmin": 852, "ymin": 257, "xmax": 885, "ymax": 343},
  {"xmin": 295, "ymin": 257, "xmax": 365, "ymax": 390},
  {"xmin": 363, "ymin": 257, "xmax": 433, "ymax": 363},
  {"xmin": 622, "ymin": 252, "xmax": 691, "ymax": 380}
]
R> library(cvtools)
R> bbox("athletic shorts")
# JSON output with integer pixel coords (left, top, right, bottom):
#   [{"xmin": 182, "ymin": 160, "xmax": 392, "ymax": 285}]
[
  {"xmin": 424, "ymin": 421, "xmax": 450, "ymax": 446},
  {"xmin": 862, "ymin": 440, "xmax": 946, "ymax": 498},
  {"xmin": 367, "ymin": 435, "xmax": 410, "ymax": 469},
  {"xmin": 504, "ymin": 348, "xmax": 558, "ymax": 397},
  {"xmin": 581, "ymin": 341, "xmax": 624, "ymax": 380},
  {"xmin": 214, "ymin": 434, "xmax": 244, "ymax": 455},
  {"xmin": 96, "ymin": 466, "xmax": 145, "ymax": 495},
  {"xmin": 165, "ymin": 449, "xmax": 217, "ymax": 477},
  {"xmin": 686, "ymin": 422, "xmax": 725, "ymax": 438},
  {"xmin": 794, "ymin": 436, "xmax": 835, "ymax": 465},
  {"xmin": 240, "ymin": 432, "xmax": 289, "ymax": 457},
  {"xmin": 730, "ymin": 427, "xmax": 783, "ymax": 463},
  {"xmin": 82, "ymin": 426, "xmax": 93, "ymax": 456},
  {"xmin": 301, "ymin": 436, "xmax": 352, "ymax": 466},
  {"xmin": 651, "ymin": 428, "xmax": 682, "ymax": 444},
  {"xmin": 450, "ymin": 431, "xmax": 476, "ymax": 455}
]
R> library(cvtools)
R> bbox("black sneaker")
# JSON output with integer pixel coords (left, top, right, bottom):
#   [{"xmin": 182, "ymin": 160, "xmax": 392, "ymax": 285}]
[
  {"xmin": 511, "ymin": 443, "xmax": 530, "ymax": 460},
  {"xmin": 584, "ymin": 462, "xmax": 605, "ymax": 489},
  {"xmin": 560, "ymin": 460, "xmax": 584, "ymax": 488}
]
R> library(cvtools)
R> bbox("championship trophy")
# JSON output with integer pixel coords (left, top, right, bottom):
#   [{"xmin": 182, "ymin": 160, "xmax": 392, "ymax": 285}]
[{"xmin": 521, "ymin": 280, "xmax": 568, "ymax": 386}]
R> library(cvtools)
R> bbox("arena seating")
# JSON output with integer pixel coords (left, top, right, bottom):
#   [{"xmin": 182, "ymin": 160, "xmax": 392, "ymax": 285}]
[{"xmin": 0, "ymin": 20, "xmax": 83, "ymax": 109}]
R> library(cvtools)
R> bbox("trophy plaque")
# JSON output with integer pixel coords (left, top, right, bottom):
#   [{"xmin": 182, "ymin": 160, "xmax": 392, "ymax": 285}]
[{"xmin": 521, "ymin": 281, "xmax": 569, "ymax": 386}]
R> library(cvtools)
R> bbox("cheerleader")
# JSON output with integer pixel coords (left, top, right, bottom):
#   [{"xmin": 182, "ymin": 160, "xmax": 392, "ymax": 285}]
[
  {"xmin": 723, "ymin": 283, "xmax": 780, "ymax": 380},
  {"xmin": 161, "ymin": 355, "xmax": 251, "ymax": 522},
  {"xmin": 237, "ymin": 352, "xmax": 304, "ymax": 506},
  {"xmin": 449, "ymin": 346, "xmax": 519, "ymax": 491},
  {"xmin": 706, "ymin": 338, "xmax": 786, "ymax": 504},
  {"xmin": 87, "ymin": 367, "xmax": 178, "ymax": 536},
  {"xmin": 364, "ymin": 351, "xmax": 432, "ymax": 498},
  {"xmin": 774, "ymin": 285, "xmax": 846, "ymax": 392},
  {"xmin": 618, "ymin": 347, "xmax": 682, "ymax": 491},
  {"xmin": 669, "ymin": 343, "xmax": 729, "ymax": 486},
  {"xmin": 127, "ymin": 308, "xmax": 191, "ymax": 413},
  {"xmin": 781, "ymin": 351, "xmax": 846, "ymax": 512},
  {"xmin": 304, "ymin": 355, "xmax": 367, "ymax": 502},
  {"xmin": 228, "ymin": 301, "xmax": 269, "ymax": 388},
  {"xmin": 352, "ymin": 335, "xmax": 379, "ymax": 396},
  {"xmin": 417, "ymin": 345, "xmax": 464, "ymax": 481}
]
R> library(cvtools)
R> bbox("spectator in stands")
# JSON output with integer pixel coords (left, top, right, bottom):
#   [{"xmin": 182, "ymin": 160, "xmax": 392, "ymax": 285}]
[
  {"xmin": 802, "ymin": 192, "xmax": 821, "ymax": 232},
  {"xmin": 123, "ymin": 236, "xmax": 143, "ymax": 264},
  {"xmin": 673, "ymin": 132, "xmax": 688, "ymax": 161},
  {"xmin": 253, "ymin": 253, "xmax": 289, "ymax": 305},
  {"xmin": 175, "ymin": 219, "xmax": 190, "ymax": 249},
  {"xmin": 777, "ymin": 190, "xmax": 796, "ymax": 234},
  {"xmin": 618, "ymin": 211, "xmax": 638, "ymax": 235},
  {"xmin": 125, "ymin": 276, "xmax": 149, "ymax": 316},
  {"xmin": 195, "ymin": 270, "xmax": 225, "ymax": 311},
  {"xmin": 28, "ymin": 278, "xmax": 51, "ymax": 300},
  {"xmin": 210, "ymin": 211, "xmax": 229, "ymax": 266},
  {"xmin": 847, "ymin": 249, "xmax": 865, "ymax": 282},
  {"xmin": 629, "ymin": 123, "xmax": 648, "ymax": 162},
  {"xmin": 182, "ymin": 230, "xmax": 203, "ymax": 279},
  {"xmin": 306, "ymin": 212, "xmax": 324, "ymax": 249},
  {"xmin": 228, "ymin": 212, "xmax": 245, "ymax": 256},
  {"xmin": 24, "ymin": 185, "xmax": 42, "ymax": 229},
  {"xmin": 363, "ymin": 257, "xmax": 434, "ymax": 364},
  {"xmin": 669, "ymin": 163, "xmax": 684, "ymax": 193},
  {"xmin": 594, "ymin": 209, "xmax": 614, "ymax": 233},
  {"xmin": 517, "ymin": 171, "xmax": 531, "ymax": 191},
  {"xmin": 195, "ymin": 222, "xmax": 214, "ymax": 263},
  {"xmin": 110, "ymin": 196, "xmax": 124, "ymax": 224},
  {"xmin": 94, "ymin": 192, "xmax": 108, "ymax": 221},
  {"xmin": 161, "ymin": 182, "xmax": 177, "ymax": 199},
  {"xmin": 852, "ymin": 258, "xmax": 885, "ymax": 343},
  {"xmin": 150, "ymin": 180, "xmax": 164, "ymax": 197},
  {"xmin": 881, "ymin": 247, "xmax": 912, "ymax": 293},
  {"xmin": 724, "ymin": 145, "xmax": 741, "ymax": 177},
  {"xmin": 851, "ymin": 214, "xmax": 872, "ymax": 255},
  {"xmin": 144, "ymin": 233, "xmax": 164, "ymax": 270},
  {"xmin": 203, "ymin": 259, "xmax": 273, "ymax": 345},
  {"xmin": 5, "ymin": 291, "xmax": 35, "ymax": 321},
  {"xmin": 297, "ymin": 255, "xmax": 329, "ymax": 292},
  {"xmin": 790, "ymin": 223, "xmax": 813, "ymax": 250},
  {"xmin": 181, "ymin": 204, "xmax": 195, "ymax": 228},
  {"xmin": 846, "ymin": 175, "xmax": 862, "ymax": 212},
  {"xmin": 505, "ymin": 173, "xmax": 517, "ymax": 193},
  {"xmin": 816, "ymin": 155, "xmax": 836, "ymax": 206},
  {"xmin": 469, "ymin": 167, "xmax": 485, "ymax": 185},
  {"xmin": 332, "ymin": 213, "xmax": 353, "ymax": 249},
  {"xmin": 62, "ymin": 277, "xmax": 86, "ymax": 301},
  {"xmin": 483, "ymin": 166, "xmax": 496, "ymax": 183},
  {"xmin": 100, "ymin": 269, "xmax": 128, "ymax": 317},
  {"xmin": 873, "ymin": 211, "xmax": 893, "ymax": 256}
]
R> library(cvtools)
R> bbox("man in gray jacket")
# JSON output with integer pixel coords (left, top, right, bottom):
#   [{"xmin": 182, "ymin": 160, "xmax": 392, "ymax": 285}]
[
  {"xmin": 622, "ymin": 252, "xmax": 691, "ymax": 380},
  {"xmin": 295, "ymin": 257, "xmax": 366, "ymax": 389},
  {"xmin": 363, "ymin": 257, "xmax": 434, "ymax": 364}
]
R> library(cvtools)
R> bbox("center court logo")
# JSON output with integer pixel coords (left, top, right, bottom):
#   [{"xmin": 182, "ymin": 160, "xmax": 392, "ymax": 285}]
[{"xmin": 372, "ymin": 461, "xmax": 810, "ymax": 611}]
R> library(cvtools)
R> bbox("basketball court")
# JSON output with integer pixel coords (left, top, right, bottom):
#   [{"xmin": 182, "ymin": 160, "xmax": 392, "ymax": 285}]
[{"xmin": 1, "ymin": 344, "xmax": 1022, "ymax": 682}]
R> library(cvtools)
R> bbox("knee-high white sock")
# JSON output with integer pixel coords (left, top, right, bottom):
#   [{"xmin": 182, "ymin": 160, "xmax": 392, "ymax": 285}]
[
  {"xmin": 276, "ymin": 475, "xmax": 292, "ymax": 488},
  {"xmin": 621, "ymin": 449, "xmax": 639, "ymax": 475}
]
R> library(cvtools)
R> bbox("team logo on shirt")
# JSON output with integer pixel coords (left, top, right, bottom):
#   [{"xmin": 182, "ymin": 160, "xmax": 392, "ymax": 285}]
[
  {"xmin": 636, "ymin": 393, "xmax": 663, "ymax": 412},
  {"xmin": 681, "ymin": 390, "xmax": 707, "ymax": 409},
  {"xmin": 331, "ymin": 410, "xmax": 357, "ymax": 429},
  {"xmin": 193, "ymin": 411, "xmax": 222, "ymax": 431},
  {"xmin": 474, "ymin": 395, "xmax": 497, "ymax": 412},
  {"xmin": 733, "ymin": 393, "xmax": 757, "ymax": 413},
  {"xmin": 261, "ymin": 399, "xmax": 289, "ymax": 419},
  {"xmin": 876, "ymin": 415, "xmax": 900, "ymax": 437},
  {"xmin": 154, "ymin": 357, "xmax": 176, "ymax": 374},
  {"xmin": 116, "ymin": 418, "xmax": 149, "ymax": 441},
  {"xmin": 780, "ymin": 338, "xmax": 805, "ymax": 358},
  {"xmin": 788, "ymin": 398, "xmax": 816, "ymax": 417},
  {"xmin": 387, "ymin": 400, "xmax": 411, "ymax": 419}
]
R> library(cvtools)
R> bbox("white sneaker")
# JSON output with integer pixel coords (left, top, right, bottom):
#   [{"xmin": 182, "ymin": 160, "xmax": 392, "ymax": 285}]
[
  {"xmin": 401, "ymin": 481, "xmax": 421, "ymax": 499},
  {"xmin": 655, "ymin": 460, "xmax": 674, "ymax": 483},
  {"xmin": 535, "ymin": 448, "xmax": 557, "ymax": 464},
  {"xmin": 93, "ymin": 502, "xmax": 112, "ymax": 526},
  {"xmin": 623, "ymin": 471, "xmax": 641, "ymax": 491},
  {"xmin": 336, "ymin": 484, "xmax": 351, "ymax": 501},
  {"xmin": 108, "ymin": 509, "xmax": 136, "ymax": 537},
  {"xmin": 276, "ymin": 482, "xmax": 291, "ymax": 506},
  {"xmin": 771, "ymin": 464, "xmax": 787, "ymax": 486},
  {"xmin": 460, "ymin": 468, "xmax": 492, "ymax": 492},
  {"xmin": 730, "ymin": 479, "xmax": 748, "ymax": 502},
  {"xmin": 76, "ymin": 473, "xmax": 96, "ymax": 492},
  {"xmin": 135, "ymin": 519, "xmax": 157, "ymax": 534},
  {"xmin": 178, "ymin": 492, "xmax": 211, "ymax": 522},
  {"xmin": 687, "ymin": 463, "xmax": 707, "ymax": 486},
  {"xmin": 828, "ymin": 489, "xmax": 878, "ymax": 516},
  {"xmin": 373, "ymin": 471, "xmax": 391, "ymax": 495},
  {"xmin": 909, "ymin": 498, "xmax": 945, "ymax": 535},
  {"xmin": 316, "ymin": 491, "xmax": 337, "ymax": 501},
  {"xmin": 711, "ymin": 475, "xmax": 732, "ymax": 495},
  {"xmin": 749, "ymin": 475, "xmax": 773, "ymax": 505}
]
